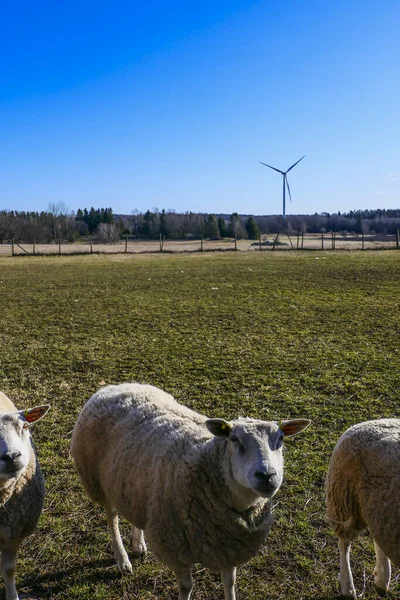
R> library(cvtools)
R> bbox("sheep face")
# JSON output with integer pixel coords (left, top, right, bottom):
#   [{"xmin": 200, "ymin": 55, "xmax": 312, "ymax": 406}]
[
  {"xmin": 228, "ymin": 421, "xmax": 284, "ymax": 498},
  {"xmin": 206, "ymin": 417, "xmax": 311, "ymax": 499},
  {"xmin": 0, "ymin": 414, "xmax": 32, "ymax": 482},
  {"xmin": 0, "ymin": 406, "xmax": 50, "ymax": 484}
]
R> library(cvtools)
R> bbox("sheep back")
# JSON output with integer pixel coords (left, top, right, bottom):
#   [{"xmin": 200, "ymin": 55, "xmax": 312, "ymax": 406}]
[{"xmin": 326, "ymin": 418, "xmax": 400, "ymax": 566}]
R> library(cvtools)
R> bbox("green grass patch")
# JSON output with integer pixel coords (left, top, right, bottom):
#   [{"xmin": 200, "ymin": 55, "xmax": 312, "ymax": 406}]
[{"xmin": 1, "ymin": 251, "xmax": 399, "ymax": 599}]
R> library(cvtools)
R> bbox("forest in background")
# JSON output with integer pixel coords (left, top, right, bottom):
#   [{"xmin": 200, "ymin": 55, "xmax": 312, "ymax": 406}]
[{"xmin": 1, "ymin": 204, "xmax": 400, "ymax": 243}]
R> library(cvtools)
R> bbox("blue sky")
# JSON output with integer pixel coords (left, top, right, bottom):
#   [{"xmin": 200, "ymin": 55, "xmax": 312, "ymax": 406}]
[{"xmin": 1, "ymin": 0, "xmax": 399, "ymax": 216}]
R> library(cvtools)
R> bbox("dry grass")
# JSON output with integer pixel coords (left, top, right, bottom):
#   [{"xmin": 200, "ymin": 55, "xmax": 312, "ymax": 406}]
[{"xmin": 3, "ymin": 232, "xmax": 399, "ymax": 256}]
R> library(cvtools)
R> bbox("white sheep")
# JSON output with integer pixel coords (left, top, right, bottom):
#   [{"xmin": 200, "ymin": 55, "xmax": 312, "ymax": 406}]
[
  {"xmin": 0, "ymin": 391, "xmax": 50, "ymax": 600},
  {"xmin": 326, "ymin": 418, "xmax": 400, "ymax": 598},
  {"xmin": 71, "ymin": 382, "xmax": 310, "ymax": 600}
]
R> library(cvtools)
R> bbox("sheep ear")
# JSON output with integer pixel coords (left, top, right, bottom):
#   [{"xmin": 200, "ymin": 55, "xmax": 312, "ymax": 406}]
[
  {"xmin": 280, "ymin": 419, "xmax": 311, "ymax": 437},
  {"xmin": 21, "ymin": 405, "xmax": 51, "ymax": 424},
  {"xmin": 205, "ymin": 419, "xmax": 232, "ymax": 438}
]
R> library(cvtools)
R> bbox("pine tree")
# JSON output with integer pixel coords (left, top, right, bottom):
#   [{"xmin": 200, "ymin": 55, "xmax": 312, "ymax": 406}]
[
  {"xmin": 245, "ymin": 216, "xmax": 259, "ymax": 240},
  {"xmin": 141, "ymin": 211, "xmax": 155, "ymax": 238},
  {"xmin": 218, "ymin": 216, "xmax": 228, "ymax": 237},
  {"xmin": 204, "ymin": 214, "xmax": 220, "ymax": 239}
]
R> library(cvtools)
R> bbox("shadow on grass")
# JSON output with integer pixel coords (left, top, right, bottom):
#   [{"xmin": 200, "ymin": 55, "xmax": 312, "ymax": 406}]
[
  {"xmin": 20, "ymin": 558, "xmax": 126, "ymax": 597},
  {"xmin": 309, "ymin": 597, "xmax": 342, "ymax": 600},
  {"xmin": 21, "ymin": 561, "xmax": 347, "ymax": 600}
]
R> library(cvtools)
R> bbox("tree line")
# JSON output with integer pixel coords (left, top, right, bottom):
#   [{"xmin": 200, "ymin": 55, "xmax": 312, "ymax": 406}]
[
  {"xmin": 0, "ymin": 205, "xmax": 399, "ymax": 244},
  {"xmin": 0, "ymin": 206, "xmax": 116, "ymax": 244}
]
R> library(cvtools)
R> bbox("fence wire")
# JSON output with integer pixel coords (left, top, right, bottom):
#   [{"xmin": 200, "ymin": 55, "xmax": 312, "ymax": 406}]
[{"xmin": 2, "ymin": 232, "xmax": 400, "ymax": 256}]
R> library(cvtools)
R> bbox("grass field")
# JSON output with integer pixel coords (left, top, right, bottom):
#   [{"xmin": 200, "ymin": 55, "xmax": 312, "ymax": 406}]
[{"xmin": 0, "ymin": 250, "xmax": 399, "ymax": 599}]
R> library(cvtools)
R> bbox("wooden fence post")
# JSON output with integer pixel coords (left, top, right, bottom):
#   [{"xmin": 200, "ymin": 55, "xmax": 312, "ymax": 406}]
[
  {"xmin": 259, "ymin": 231, "xmax": 262, "ymax": 251},
  {"xmin": 11, "ymin": 238, "xmax": 14, "ymax": 256},
  {"xmin": 58, "ymin": 237, "xmax": 61, "ymax": 255},
  {"xmin": 234, "ymin": 234, "xmax": 237, "ymax": 251},
  {"xmin": 125, "ymin": 234, "xmax": 128, "ymax": 253},
  {"xmin": 396, "ymin": 229, "xmax": 399, "ymax": 249},
  {"xmin": 90, "ymin": 236, "xmax": 93, "ymax": 254},
  {"xmin": 272, "ymin": 232, "xmax": 280, "ymax": 251},
  {"xmin": 33, "ymin": 239, "xmax": 36, "ymax": 256},
  {"xmin": 200, "ymin": 234, "xmax": 204, "ymax": 252},
  {"xmin": 301, "ymin": 231, "xmax": 304, "ymax": 249},
  {"xmin": 362, "ymin": 232, "xmax": 365, "ymax": 251},
  {"xmin": 331, "ymin": 231, "xmax": 334, "ymax": 250},
  {"xmin": 297, "ymin": 230, "xmax": 300, "ymax": 250},
  {"xmin": 321, "ymin": 232, "xmax": 324, "ymax": 250}
]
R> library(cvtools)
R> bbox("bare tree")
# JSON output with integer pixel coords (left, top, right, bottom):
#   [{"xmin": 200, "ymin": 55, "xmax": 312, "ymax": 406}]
[
  {"xmin": 97, "ymin": 223, "xmax": 120, "ymax": 243},
  {"xmin": 47, "ymin": 202, "xmax": 69, "ymax": 242}
]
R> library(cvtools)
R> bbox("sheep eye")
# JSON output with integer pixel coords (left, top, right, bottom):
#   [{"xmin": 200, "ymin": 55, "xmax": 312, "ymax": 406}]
[
  {"xmin": 230, "ymin": 436, "xmax": 245, "ymax": 453},
  {"xmin": 22, "ymin": 422, "xmax": 30, "ymax": 430}
]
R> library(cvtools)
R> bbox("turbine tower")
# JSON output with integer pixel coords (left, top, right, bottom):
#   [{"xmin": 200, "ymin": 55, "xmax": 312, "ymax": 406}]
[{"xmin": 260, "ymin": 156, "xmax": 305, "ymax": 218}]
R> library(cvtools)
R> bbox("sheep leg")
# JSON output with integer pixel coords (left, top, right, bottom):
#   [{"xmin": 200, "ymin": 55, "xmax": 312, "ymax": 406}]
[
  {"xmin": 338, "ymin": 538, "xmax": 356, "ymax": 599},
  {"xmin": 175, "ymin": 567, "xmax": 193, "ymax": 600},
  {"xmin": 105, "ymin": 503, "xmax": 132, "ymax": 574},
  {"xmin": 131, "ymin": 525, "xmax": 147, "ymax": 557},
  {"xmin": 1, "ymin": 543, "xmax": 19, "ymax": 600},
  {"xmin": 373, "ymin": 540, "xmax": 391, "ymax": 596},
  {"xmin": 221, "ymin": 567, "xmax": 236, "ymax": 600}
]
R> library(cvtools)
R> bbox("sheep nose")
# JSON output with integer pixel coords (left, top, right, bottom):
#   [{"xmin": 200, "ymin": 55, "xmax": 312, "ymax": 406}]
[
  {"xmin": 254, "ymin": 470, "xmax": 278, "ymax": 493},
  {"xmin": 1, "ymin": 451, "xmax": 22, "ymax": 463},
  {"xmin": 255, "ymin": 470, "xmax": 275, "ymax": 483}
]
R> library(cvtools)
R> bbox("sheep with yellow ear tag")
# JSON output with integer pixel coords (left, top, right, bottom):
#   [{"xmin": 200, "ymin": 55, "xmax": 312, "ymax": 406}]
[{"xmin": 72, "ymin": 382, "xmax": 310, "ymax": 600}]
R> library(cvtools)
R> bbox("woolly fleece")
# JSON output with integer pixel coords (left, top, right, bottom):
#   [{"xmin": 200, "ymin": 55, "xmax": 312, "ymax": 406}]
[
  {"xmin": 71, "ymin": 383, "xmax": 273, "ymax": 573},
  {"xmin": 326, "ymin": 418, "xmax": 400, "ymax": 566}
]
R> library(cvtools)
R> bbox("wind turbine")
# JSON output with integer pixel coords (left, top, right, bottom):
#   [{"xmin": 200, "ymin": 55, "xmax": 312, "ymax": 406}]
[{"xmin": 260, "ymin": 155, "xmax": 305, "ymax": 218}]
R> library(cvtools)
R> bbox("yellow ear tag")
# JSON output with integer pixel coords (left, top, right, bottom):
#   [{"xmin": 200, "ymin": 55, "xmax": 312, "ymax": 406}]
[
  {"xmin": 221, "ymin": 424, "xmax": 227, "ymax": 430},
  {"xmin": 24, "ymin": 409, "xmax": 29, "ymax": 419}
]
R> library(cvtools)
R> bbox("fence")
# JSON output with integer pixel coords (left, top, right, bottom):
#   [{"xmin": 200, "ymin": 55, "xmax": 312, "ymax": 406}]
[{"xmin": 1, "ymin": 231, "xmax": 400, "ymax": 257}]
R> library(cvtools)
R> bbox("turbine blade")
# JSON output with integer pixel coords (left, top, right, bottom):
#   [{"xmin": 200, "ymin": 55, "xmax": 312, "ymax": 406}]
[
  {"xmin": 285, "ymin": 176, "xmax": 292, "ymax": 203},
  {"xmin": 260, "ymin": 162, "xmax": 285, "ymax": 175},
  {"xmin": 286, "ymin": 155, "xmax": 306, "ymax": 173}
]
